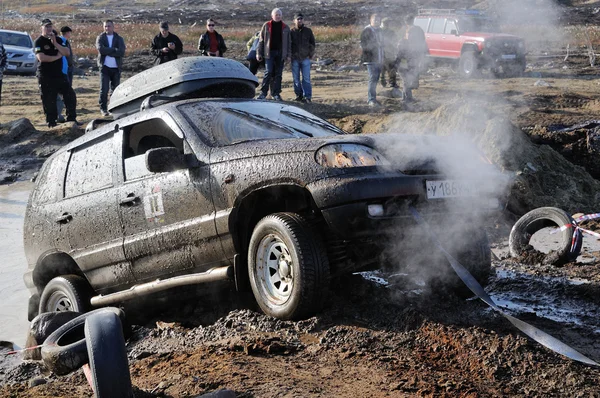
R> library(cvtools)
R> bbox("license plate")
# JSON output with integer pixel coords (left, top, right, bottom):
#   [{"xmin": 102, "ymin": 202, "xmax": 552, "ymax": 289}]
[
  {"xmin": 6, "ymin": 64, "xmax": 17, "ymax": 70},
  {"xmin": 426, "ymin": 180, "xmax": 476, "ymax": 199},
  {"xmin": 501, "ymin": 54, "xmax": 516, "ymax": 60}
]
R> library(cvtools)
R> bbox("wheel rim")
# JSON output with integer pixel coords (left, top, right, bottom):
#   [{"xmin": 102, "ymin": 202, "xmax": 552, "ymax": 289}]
[
  {"xmin": 47, "ymin": 291, "xmax": 74, "ymax": 312},
  {"xmin": 255, "ymin": 234, "xmax": 294, "ymax": 305}
]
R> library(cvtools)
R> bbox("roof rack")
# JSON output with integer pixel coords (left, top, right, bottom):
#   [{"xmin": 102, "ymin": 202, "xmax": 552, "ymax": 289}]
[{"xmin": 418, "ymin": 9, "xmax": 486, "ymax": 16}]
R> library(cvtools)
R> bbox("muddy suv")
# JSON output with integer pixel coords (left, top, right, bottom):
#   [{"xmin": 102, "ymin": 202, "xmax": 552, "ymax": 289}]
[
  {"xmin": 23, "ymin": 57, "xmax": 502, "ymax": 322},
  {"xmin": 415, "ymin": 9, "xmax": 526, "ymax": 78}
]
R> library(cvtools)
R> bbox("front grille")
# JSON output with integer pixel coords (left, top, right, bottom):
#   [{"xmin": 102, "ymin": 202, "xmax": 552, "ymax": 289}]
[{"xmin": 485, "ymin": 39, "xmax": 520, "ymax": 55}]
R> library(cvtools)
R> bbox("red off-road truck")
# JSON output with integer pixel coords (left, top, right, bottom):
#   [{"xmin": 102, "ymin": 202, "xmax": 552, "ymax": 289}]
[{"xmin": 414, "ymin": 9, "xmax": 526, "ymax": 78}]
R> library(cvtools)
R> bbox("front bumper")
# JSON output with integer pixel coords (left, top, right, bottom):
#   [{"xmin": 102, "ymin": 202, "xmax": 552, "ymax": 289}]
[{"xmin": 4, "ymin": 60, "xmax": 37, "ymax": 75}]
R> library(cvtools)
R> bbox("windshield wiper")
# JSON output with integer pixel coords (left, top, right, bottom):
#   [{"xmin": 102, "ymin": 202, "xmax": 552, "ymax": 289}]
[
  {"xmin": 225, "ymin": 108, "xmax": 312, "ymax": 137},
  {"xmin": 280, "ymin": 110, "xmax": 345, "ymax": 135}
]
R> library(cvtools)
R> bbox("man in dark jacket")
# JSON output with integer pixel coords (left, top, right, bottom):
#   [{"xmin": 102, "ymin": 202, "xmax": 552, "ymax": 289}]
[
  {"xmin": 151, "ymin": 21, "xmax": 183, "ymax": 65},
  {"xmin": 290, "ymin": 13, "xmax": 315, "ymax": 103},
  {"xmin": 380, "ymin": 17, "xmax": 398, "ymax": 89},
  {"xmin": 96, "ymin": 20, "xmax": 126, "ymax": 116},
  {"xmin": 397, "ymin": 15, "xmax": 427, "ymax": 102},
  {"xmin": 360, "ymin": 13, "xmax": 383, "ymax": 106},
  {"xmin": 256, "ymin": 8, "xmax": 291, "ymax": 101},
  {"xmin": 198, "ymin": 19, "xmax": 227, "ymax": 57},
  {"xmin": 34, "ymin": 19, "xmax": 77, "ymax": 127},
  {"xmin": 56, "ymin": 26, "xmax": 74, "ymax": 123},
  {"xmin": 0, "ymin": 41, "xmax": 6, "ymax": 106}
]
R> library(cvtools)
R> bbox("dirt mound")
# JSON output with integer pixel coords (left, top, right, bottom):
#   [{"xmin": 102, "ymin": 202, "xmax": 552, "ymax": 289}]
[
  {"xmin": 371, "ymin": 98, "xmax": 600, "ymax": 215},
  {"xmin": 0, "ymin": 118, "xmax": 84, "ymax": 184}
]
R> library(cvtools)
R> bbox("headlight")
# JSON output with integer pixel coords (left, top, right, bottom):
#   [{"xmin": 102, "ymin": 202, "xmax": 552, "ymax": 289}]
[
  {"xmin": 315, "ymin": 143, "xmax": 389, "ymax": 168},
  {"xmin": 27, "ymin": 53, "xmax": 35, "ymax": 59}
]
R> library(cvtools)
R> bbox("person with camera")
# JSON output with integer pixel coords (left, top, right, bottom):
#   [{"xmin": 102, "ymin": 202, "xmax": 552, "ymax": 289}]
[
  {"xmin": 151, "ymin": 21, "xmax": 183, "ymax": 65},
  {"xmin": 198, "ymin": 19, "xmax": 227, "ymax": 57},
  {"xmin": 34, "ymin": 18, "xmax": 78, "ymax": 128}
]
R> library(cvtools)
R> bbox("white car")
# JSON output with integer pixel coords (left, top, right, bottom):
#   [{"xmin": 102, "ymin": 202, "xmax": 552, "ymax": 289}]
[{"xmin": 1, "ymin": 29, "xmax": 38, "ymax": 75}]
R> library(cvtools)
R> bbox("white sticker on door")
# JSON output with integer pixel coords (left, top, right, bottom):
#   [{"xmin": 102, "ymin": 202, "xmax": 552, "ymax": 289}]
[{"xmin": 143, "ymin": 185, "xmax": 165, "ymax": 222}]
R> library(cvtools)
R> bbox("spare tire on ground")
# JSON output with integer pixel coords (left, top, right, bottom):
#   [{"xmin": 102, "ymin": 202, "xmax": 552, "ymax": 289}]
[{"xmin": 508, "ymin": 207, "xmax": 583, "ymax": 265}]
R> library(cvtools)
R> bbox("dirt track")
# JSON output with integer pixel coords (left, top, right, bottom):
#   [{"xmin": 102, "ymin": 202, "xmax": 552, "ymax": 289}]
[{"xmin": 2, "ymin": 1, "xmax": 600, "ymax": 396}]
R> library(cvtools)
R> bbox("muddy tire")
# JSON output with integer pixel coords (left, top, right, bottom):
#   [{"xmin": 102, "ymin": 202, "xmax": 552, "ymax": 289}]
[
  {"xmin": 39, "ymin": 275, "xmax": 93, "ymax": 315},
  {"xmin": 85, "ymin": 311, "xmax": 132, "ymax": 398},
  {"xmin": 459, "ymin": 51, "xmax": 480, "ymax": 79},
  {"xmin": 509, "ymin": 207, "xmax": 582, "ymax": 265},
  {"xmin": 248, "ymin": 213, "xmax": 330, "ymax": 320},
  {"xmin": 41, "ymin": 307, "xmax": 126, "ymax": 376}
]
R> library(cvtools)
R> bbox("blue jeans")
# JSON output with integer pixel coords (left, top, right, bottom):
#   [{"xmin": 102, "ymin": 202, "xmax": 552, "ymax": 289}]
[
  {"xmin": 261, "ymin": 50, "xmax": 284, "ymax": 96},
  {"xmin": 57, "ymin": 68, "xmax": 74, "ymax": 117},
  {"xmin": 366, "ymin": 64, "xmax": 382, "ymax": 103},
  {"xmin": 291, "ymin": 58, "xmax": 312, "ymax": 99},
  {"xmin": 99, "ymin": 65, "xmax": 121, "ymax": 111}
]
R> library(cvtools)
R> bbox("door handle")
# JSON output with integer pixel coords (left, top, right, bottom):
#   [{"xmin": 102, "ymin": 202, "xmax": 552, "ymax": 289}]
[
  {"xmin": 120, "ymin": 194, "xmax": 140, "ymax": 206},
  {"xmin": 56, "ymin": 213, "xmax": 72, "ymax": 224}
]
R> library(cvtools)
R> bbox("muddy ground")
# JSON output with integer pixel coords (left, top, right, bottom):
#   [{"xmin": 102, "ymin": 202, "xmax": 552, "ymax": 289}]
[{"xmin": 2, "ymin": 1, "xmax": 600, "ymax": 397}]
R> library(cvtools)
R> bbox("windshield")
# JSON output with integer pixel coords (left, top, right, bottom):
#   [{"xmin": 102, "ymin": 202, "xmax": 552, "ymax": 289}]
[
  {"xmin": 0, "ymin": 32, "xmax": 32, "ymax": 48},
  {"xmin": 178, "ymin": 102, "xmax": 343, "ymax": 146},
  {"xmin": 458, "ymin": 17, "xmax": 500, "ymax": 33}
]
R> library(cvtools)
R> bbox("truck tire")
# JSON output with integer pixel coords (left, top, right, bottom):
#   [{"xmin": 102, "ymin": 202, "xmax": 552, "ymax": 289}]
[
  {"xmin": 509, "ymin": 207, "xmax": 582, "ymax": 265},
  {"xmin": 41, "ymin": 307, "xmax": 126, "ymax": 376},
  {"xmin": 459, "ymin": 51, "xmax": 479, "ymax": 79},
  {"xmin": 248, "ymin": 213, "xmax": 330, "ymax": 320},
  {"xmin": 85, "ymin": 311, "xmax": 133, "ymax": 398},
  {"xmin": 39, "ymin": 275, "xmax": 93, "ymax": 315}
]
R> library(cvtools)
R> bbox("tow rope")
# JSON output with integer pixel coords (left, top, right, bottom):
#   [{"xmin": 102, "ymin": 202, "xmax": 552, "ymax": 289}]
[{"xmin": 409, "ymin": 207, "xmax": 599, "ymax": 367}]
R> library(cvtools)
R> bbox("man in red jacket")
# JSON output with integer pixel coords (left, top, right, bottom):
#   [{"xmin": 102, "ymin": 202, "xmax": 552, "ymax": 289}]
[{"xmin": 256, "ymin": 8, "xmax": 291, "ymax": 101}]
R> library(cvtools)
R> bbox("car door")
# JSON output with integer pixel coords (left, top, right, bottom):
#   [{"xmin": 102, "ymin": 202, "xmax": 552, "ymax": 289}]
[
  {"xmin": 116, "ymin": 114, "xmax": 223, "ymax": 283},
  {"xmin": 59, "ymin": 133, "xmax": 134, "ymax": 291},
  {"xmin": 442, "ymin": 19, "xmax": 462, "ymax": 58}
]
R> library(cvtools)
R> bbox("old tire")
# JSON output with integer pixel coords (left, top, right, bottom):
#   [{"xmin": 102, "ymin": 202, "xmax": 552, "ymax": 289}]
[
  {"xmin": 41, "ymin": 307, "xmax": 126, "ymax": 376},
  {"xmin": 39, "ymin": 275, "xmax": 93, "ymax": 314},
  {"xmin": 509, "ymin": 207, "xmax": 582, "ymax": 265},
  {"xmin": 459, "ymin": 51, "xmax": 479, "ymax": 79},
  {"xmin": 85, "ymin": 311, "xmax": 132, "ymax": 398},
  {"xmin": 248, "ymin": 213, "xmax": 330, "ymax": 320}
]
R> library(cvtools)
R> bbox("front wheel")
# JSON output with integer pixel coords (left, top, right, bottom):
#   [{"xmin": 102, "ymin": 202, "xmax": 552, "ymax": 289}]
[
  {"xmin": 248, "ymin": 213, "xmax": 330, "ymax": 320},
  {"xmin": 458, "ymin": 51, "xmax": 480, "ymax": 79},
  {"xmin": 39, "ymin": 275, "xmax": 93, "ymax": 314}
]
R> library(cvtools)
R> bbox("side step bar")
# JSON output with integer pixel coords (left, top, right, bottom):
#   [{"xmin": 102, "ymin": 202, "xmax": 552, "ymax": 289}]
[{"xmin": 90, "ymin": 266, "xmax": 233, "ymax": 307}]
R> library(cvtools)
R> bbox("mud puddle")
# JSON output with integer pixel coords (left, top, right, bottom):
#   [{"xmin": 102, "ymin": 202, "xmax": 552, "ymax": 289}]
[{"xmin": 0, "ymin": 182, "xmax": 33, "ymax": 347}]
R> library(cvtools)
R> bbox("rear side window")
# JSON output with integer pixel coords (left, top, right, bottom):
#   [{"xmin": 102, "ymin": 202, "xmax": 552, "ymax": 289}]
[
  {"xmin": 430, "ymin": 18, "xmax": 446, "ymax": 34},
  {"xmin": 31, "ymin": 153, "xmax": 67, "ymax": 205},
  {"xmin": 64, "ymin": 136, "xmax": 114, "ymax": 197}
]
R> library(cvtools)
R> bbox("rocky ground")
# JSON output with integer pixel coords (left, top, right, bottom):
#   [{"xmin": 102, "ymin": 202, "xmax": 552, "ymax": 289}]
[{"xmin": 1, "ymin": 1, "xmax": 600, "ymax": 397}]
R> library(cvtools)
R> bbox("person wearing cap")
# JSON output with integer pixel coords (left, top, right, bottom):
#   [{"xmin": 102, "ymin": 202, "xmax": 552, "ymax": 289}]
[
  {"xmin": 151, "ymin": 21, "xmax": 183, "ymax": 65},
  {"xmin": 198, "ymin": 19, "xmax": 227, "ymax": 57},
  {"xmin": 34, "ymin": 18, "xmax": 77, "ymax": 128},
  {"xmin": 256, "ymin": 8, "xmax": 291, "ymax": 101},
  {"xmin": 56, "ymin": 26, "xmax": 74, "ymax": 123},
  {"xmin": 96, "ymin": 20, "xmax": 126, "ymax": 117},
  {"xmin": 290, "ymin": 13, "xmax": 315, "ymax": 103}
]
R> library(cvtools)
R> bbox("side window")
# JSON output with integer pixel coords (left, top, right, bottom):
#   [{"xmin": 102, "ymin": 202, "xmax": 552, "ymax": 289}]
[
  {"xmin": 414, "ymin": 18, "xmax": 430, "ymax": 33},
  {"xmin": 32, "ymin": 152, "xmax": 67, "ymax": 205},
  {"xmin": 445, "ymin": 20, "xmax": 457, "ymax": 35},
  {"xmin": 123, "ymin": 118, "xmax": 184, "ymax": 181},
  {"xmin": 64, "ymin": 136, "xmax": 114, "ymax": 198},
  {"xmin": 430, "ymin": 18, "xmax": 446, "ymax": 34}
]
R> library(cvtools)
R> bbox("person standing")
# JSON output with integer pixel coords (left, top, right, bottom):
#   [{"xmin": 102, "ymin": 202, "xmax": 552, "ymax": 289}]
[
  {"xmin": 0, "ymin": 41, "xmax": 6, "ymax": 106},
  {"xmin": 151, "ymin": 21, "xmax": 183, "ymax": 65},
  {"xmin": 360, "ymin": 13, "xmax": 383, "ymax": 107},
  {"xmin": 290, "ymin": 13, "xmax": 315, "ymax": 103},
  {"xmin": 246, "ymin": 31, "xmax": 264, "ymax": 75},
  {"xmin": 198, "ymin": 19, "xmax": 227, "ymax": 57},
  {"xmin": 96, "ymin": 20, "xmax": 126, "ymax": 117},
  {"xmin": 397, "ymin": 15, "xmax": 427, "ymax": 102},
  {"xmin": 34, "ymin": 19, "xmax": 77, "ymax": 127},
  {"xmin": 256, "ymin": 8, "xmax": 291, "ymax": 101},
  {"xmin": 380, "ymin": 17, "xmax": 399, "ymax": 89},
  {"xmin": 56, "ymin": 26, "xmax": 74, "ymax": 123}
]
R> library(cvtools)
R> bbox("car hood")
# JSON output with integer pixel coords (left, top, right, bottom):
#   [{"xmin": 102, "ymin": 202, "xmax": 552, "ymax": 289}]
[
  {"xmin": 3, "ymin": 44, "xmax": 34, "ymax": 54},
  {"xmin": 461, "ymin": 32, "xmax": 522, "ymax": 41}
]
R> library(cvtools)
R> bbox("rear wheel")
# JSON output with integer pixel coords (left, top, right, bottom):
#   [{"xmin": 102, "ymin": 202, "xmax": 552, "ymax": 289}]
[
  {"xmin": 39, "ymin": 275, "xmax": 93, "ymax": 314},
  {"xmin": 248, "ymin": 213, "xmax": 330, "ymax": 320},
  {"xmin": 459, "ymin": 51, "xmax": 480, "ymax": 79}
]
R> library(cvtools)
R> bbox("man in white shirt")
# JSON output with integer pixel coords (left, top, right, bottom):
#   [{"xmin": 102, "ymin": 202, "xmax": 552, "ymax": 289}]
[{"xmin": 95, "ymin": 20, "xmax": 126, "ymax": 116}]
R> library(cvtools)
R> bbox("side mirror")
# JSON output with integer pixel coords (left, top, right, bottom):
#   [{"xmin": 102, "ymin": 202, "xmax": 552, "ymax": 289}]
[
  {"xmin": 451, "ymin": 29, "xmax": 458, "ymax": 36},
  {"xmin": 145, "ymin": 147, "xmax": 187, "ymax": 173}
]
